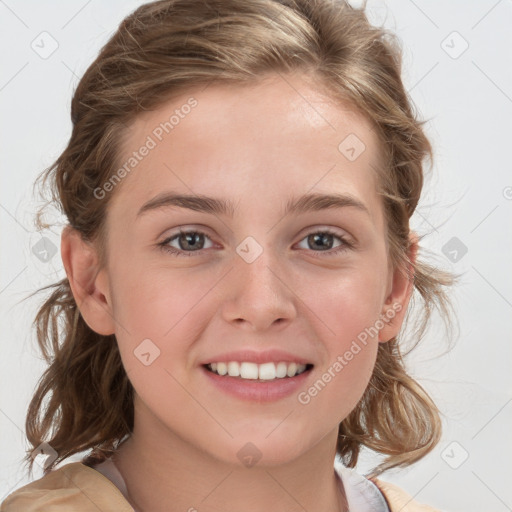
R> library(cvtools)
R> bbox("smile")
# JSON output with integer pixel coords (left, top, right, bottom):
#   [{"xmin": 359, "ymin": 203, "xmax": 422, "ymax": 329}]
[{"xmin": 205, "ymin": 361, "xmax": 313, "ymax": 380}]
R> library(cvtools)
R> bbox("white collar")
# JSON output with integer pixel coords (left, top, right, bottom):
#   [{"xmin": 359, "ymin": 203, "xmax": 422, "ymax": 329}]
[{"xmin": 334, "ymin": 458, "xmax": 390, "ymax": 511}]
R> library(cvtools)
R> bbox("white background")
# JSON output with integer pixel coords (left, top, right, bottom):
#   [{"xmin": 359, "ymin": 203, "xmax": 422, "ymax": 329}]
[{"xmin": 1, "ymin": 1, "xmax": 511, "ymax": 510}]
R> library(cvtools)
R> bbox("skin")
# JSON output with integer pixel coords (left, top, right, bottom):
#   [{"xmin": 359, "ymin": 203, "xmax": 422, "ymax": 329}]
[{"xmin": 62, "ymin": 72, "xmax": 416, "ymax": 512}]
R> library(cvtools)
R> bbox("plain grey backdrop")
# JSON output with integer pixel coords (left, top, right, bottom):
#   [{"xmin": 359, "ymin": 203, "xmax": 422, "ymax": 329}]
[{"xmin": 1, "ymin": 0, "xmax": 511, "ymax": 510}]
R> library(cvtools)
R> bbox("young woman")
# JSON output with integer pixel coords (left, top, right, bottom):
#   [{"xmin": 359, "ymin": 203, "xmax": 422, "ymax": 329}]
[{"xmin": 1, "ymin": 0, "xmax": 453, "ymax": 510}]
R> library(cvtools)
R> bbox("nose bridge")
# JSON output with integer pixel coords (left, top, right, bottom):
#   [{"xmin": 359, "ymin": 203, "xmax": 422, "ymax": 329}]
[{"xmin": 223, "ymin": 236, "xmax": 296, "ymax": 329}]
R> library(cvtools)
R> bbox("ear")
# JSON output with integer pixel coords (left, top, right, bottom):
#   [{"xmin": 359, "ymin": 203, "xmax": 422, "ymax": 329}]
[
  {"xmin": 61, "ymin": 225, "xmax": 115, "ymax": 336},
  {"xmin": 378, "ymin": 232, "xmax": 418, "ymax": 343}
]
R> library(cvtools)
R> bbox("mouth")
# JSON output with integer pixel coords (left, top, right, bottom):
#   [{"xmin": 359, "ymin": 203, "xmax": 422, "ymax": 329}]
[{"xmin": 203, "ymin": 361, "xmax": 314, "ymax": 381}]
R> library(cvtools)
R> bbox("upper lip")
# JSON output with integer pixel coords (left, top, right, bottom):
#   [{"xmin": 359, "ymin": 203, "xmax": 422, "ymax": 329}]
[{"xmin": 200, "ymin": 349, "xmax": 313, "ymax": 366}]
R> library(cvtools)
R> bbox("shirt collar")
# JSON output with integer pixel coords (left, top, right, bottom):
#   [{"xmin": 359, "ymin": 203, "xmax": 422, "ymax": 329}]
[{"xmin": 334, "ymin": 458, "xmax": 390, "ymax": 512}]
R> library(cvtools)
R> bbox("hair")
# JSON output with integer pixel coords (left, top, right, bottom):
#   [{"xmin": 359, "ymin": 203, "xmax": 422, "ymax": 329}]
[{"xmin": 26, "ymin": 0, "xmax": 454, "ymax": 479}]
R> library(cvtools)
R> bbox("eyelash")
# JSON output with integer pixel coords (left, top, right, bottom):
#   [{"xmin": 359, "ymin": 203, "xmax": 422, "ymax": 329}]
[{"xmin": 157, "ymin": 228, "xmax": 353, "ymax": 258}]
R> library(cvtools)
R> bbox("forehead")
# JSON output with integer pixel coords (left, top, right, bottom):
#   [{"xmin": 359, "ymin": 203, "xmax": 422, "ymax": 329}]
[{"xmin": 110, "ymin": 73, "xmax": 384, "ymax": 223}]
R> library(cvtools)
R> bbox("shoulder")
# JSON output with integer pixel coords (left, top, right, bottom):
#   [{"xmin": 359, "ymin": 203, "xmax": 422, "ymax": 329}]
[
  {"xmin": 0, "ymin": 462, "xmax": 134, "ymax": 512},
  {"xmin": 370, "ymin": 476, "xmax": 443, "ymax": 512}
]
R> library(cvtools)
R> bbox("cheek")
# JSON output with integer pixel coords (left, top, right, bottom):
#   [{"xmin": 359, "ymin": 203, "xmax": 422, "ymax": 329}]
[
  {"xmin": 297, "ymin": 292, "xmax": 380, "ymax": 429},
  {"xmin": 304, "ymin": 260, "xmax": 387, "ymax": 340},
  {"xmin": 105, "ymin": 268, "xmax": 197, "ymax": 401},
  {"xmin": 309, "ymin": 338, "xmax": 378, "ymax": 416},
  {"xmin": 297, "ymin": 265, "xmax": 385, "ymax": 417},
  {"xmin": 109, "ymin": 261, "xmax": 212, "ymax": 341},
  {"xmin": 110, "ymin": 266, "xmax": 214, "ymax": 426}
]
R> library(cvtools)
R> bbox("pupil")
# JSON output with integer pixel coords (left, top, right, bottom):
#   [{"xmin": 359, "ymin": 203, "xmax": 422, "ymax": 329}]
[
  {"xmin": 309, "ymin": 233, "xmax": 332, "ymax": 251},
  {"xmin": 181, "ymin": 232, "xmax": 203, "ymax": 250}
]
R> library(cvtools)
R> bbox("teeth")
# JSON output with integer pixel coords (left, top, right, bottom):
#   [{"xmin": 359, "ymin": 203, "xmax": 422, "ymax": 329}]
[
  {"xmin": 286, "ymin": 362, "xmax": 297, "ymax": 377},
  {"xmin": 241, "ymin": 362, "xmax": 259, "ymax": 379},
  {"xmin": 276, "ymin": 362, "xmax": 288, "ymax": 378},
  {"xmin": 207, "ymin": 361, "xmax": 308, "ymax": 380},
  {"xmin": 216, "ymin": 362, "xmax": 227, "ymax": 376},
  {"xmin": 227, "ymin": 361, "xmax": 239, "ymax": 377},
  {"xmin": 258, "ymin": 362, "xmax": 275, "ymax": 380}
]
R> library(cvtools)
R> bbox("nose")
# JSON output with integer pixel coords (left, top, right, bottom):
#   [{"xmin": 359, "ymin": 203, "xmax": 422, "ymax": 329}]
[{"xmin": 220, "ymin": 248, "xmax": 297, "ymax": 332}]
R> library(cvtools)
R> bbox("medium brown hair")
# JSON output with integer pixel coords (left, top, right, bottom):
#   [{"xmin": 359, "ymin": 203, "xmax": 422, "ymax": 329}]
[{"xmin": 26, "ymin": 0, "xmax": 453, "ymax": 478}]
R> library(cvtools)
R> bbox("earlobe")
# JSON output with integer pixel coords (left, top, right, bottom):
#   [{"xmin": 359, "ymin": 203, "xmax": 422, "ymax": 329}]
[
  {"xmin": 378, "ymin": 232, "xmax": 418, "ymax": 343},
  {"xmin": 61, "ymin": 225, "xmax": 115, "ymax": 336}
]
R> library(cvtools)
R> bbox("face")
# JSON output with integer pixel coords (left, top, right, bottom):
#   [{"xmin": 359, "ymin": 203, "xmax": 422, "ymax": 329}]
[{"xmin": 77, "ymin": 73, "xmax": 409, "ymax": 467}]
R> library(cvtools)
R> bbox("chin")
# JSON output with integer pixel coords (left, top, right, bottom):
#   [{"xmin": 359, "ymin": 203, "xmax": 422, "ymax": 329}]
[{"xmin": 212, "ymin": 430, "xmax": 316, "ymax": 469}]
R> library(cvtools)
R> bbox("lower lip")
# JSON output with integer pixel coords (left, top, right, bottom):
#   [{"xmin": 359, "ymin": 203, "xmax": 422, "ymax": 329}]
[{"xmin": 201, "ymin": 366, "xmax": 313, "ymax": 402}]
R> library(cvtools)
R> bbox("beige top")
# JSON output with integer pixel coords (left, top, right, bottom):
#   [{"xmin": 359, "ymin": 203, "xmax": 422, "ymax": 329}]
[{"xmin": 1, "ymin": 459, "xmax": 442, "ymax": 512}]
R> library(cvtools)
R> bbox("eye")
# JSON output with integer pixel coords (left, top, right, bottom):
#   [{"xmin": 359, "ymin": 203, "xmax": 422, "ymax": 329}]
[
  {"xmin": 296, "ymin": 229, "xmax": 353, "ymax": 256},
  {"xmin": 158, "ymin": 229, "xmax": 214, "ymax": 257},
  {"xmin": 158, "ymin": 228, "xmax": 353, "ymax": 257}
]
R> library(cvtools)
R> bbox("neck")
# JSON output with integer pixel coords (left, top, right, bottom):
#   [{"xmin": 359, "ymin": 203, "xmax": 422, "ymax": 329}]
[{"xmin": 114, "ymin": 397, "xmax": 347, "ymax": 512}]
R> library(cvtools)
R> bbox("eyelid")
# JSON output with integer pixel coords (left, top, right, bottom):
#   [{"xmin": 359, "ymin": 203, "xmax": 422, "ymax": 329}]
[
  {"xmin": 294, "ymin": 228, "xmax": 354, "ymax": 254},
  {"xmin": 295, "ymin": 224, "xmax": 355, "ymax": 244},
  {"xmin": 159, "ymin": 227, "xmax": 217, "ymax": 249},
  {"xmin": 158, "ymin": 224, "xmax": 352, "ymax": 244},
  {"xmin": 158, "ymin": 223, "xmax": 216, "ymax": 240}
]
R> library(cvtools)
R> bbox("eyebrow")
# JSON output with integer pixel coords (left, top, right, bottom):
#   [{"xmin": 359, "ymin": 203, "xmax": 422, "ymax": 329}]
[{"xmin": 136, "ymin": 191, "xmax": 370, "ymax": 219}]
